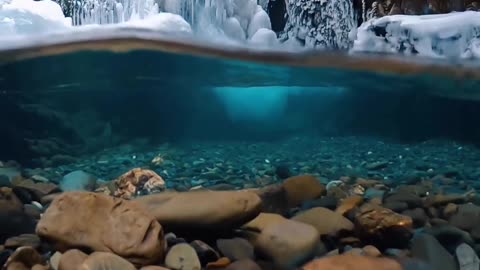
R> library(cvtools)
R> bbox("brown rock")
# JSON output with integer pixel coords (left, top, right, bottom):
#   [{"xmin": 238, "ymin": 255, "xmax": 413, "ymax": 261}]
[
  {"xmin": 4, "ymin": 234, "xmax": 40, "ymax": 249},
  {"xmin": 40, "ymin": 193, "xmax": 61, "ymax": 205},
  {"xmin": 4, "ymin": 246, "xmax": 45, "ymax": 269},
  {"xmin": 0, "ymin": 187, "xmax": 36, "ymax": 242},
  {"xmin": 355, "ymin": 204, "xmax": 413, "ymax": 248},
  {"xmin": 36, "ymin": 192, "xmax": 164, "ymax": 266},
  {"xmin": 32, "ymin": 265, "xmax": 50, "ymax": 270},
  {"xmin": 140, "ymin": 267, "xmax": 171, "ymax": 270},
  {"xmin": 424, "ymin": 191, "xmax": 475, "ymax": 207},
  {"xmin": 282, "ymin": 175, "xmax": 326, "ymax": 207},
  {"xmin": 190, "ymin": 240, "xmax": 220, "ymax": 265},
  {"xmin": 224, "ymin": 259, "xmax": 262, "ymax": 270},
  {"xmin": 206, "ymin": 257, "xmax": 231, "ymax": 269},
  {"xmin": 49, "ymin": 252, "xmax": 62, "ymax": 270},
  {"xmin": 443, "ymin": 203, "xmax": 458, "ymax": 219},
  {"xmin": 336, "ymin": 196, "xmax": 363, "ymax": 216},
  {"xmin": 6, "ymin": 262, "xmax": 29, "ymax": 270},
  {"xmin": 13, "ymin": 179, "xmax": 59, "ymax": 201},
  {"xmin": 355, "ymin": 178, "xmax": 381, "ymax": 188},
  {"xmin": 292, "ymin": 207, "xmax": 354, "ymax": 236},
  {"xmin": 79, "ymin": 252, "xmax": 137, "ymax": 270},
  {"xmin": 58, "ymin": 249, "xmax": 88, "ymax": 270},
  {"xmin": 301, "ymin": 254, "xmax": 403, "ymax": 270},
  {"xmin": 242, "ymin": 213, "xmax": 286, "ymax": 232},
  {"xmin": 216, "ymin": 238, "xmax": 254, "ymax": 261},
  {"xmin": 135, "ymin": 191, "xmax": 261, "ymax": 230},
  {"xmin": 24, "ymin": 204, "xmax": 42, "ymax": 219},
  {"xmin": 254, "ymin": 184, "xmax": 289, "ymax": 215},
  {"xmin": 165, "ymin": 243, "xmax": 201, "ymax": 270},
  {"xmin": 114, "ymin": 168, "xmax": 165, "ymax": 199},
  {"xmin": 251, "ymin": 217, "xmax": 319, "ymax": 268},
  {"xmin": 362, "ymin": 245, "xmax": 381, "ymax": 257}
]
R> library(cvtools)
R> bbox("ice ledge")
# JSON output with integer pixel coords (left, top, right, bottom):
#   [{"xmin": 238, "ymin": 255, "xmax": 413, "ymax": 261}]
[{"xmin": 351, "ymin": 11, "xmax": 480, "ymax": 59}]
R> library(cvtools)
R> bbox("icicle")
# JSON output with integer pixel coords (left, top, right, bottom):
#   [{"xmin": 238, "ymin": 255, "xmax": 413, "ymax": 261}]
[{"xmin": 362, "ymin": 0, "xmax": 366, "ymax": 23}]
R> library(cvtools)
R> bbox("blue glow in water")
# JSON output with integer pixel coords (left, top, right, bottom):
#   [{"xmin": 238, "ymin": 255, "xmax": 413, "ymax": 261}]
[{"xmin": 213, "ymin": 86, "xmax": 305, "ymax": 123}]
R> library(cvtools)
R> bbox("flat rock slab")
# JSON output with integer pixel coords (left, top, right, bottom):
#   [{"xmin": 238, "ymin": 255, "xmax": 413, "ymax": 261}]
[{"xmin": 134, "ymin": 191, "xmax": 261, "ymax": 230}]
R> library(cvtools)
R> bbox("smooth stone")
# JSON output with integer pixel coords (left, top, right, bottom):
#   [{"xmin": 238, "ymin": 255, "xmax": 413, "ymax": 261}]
[
  {"xmin": 292, "ymin": 207, "xmax": 354, "ymax": 236},
  {"xmin": 355, "ymin": 203, "xmax": 413, "ymax": 249},
  {"xmin": 301, "ymin": 196, "xmax": 338, "ymax": 211},
  {"xmin": 79, "ymin": 252, "xmax": 136, "ymax": 270},
  {"xmin": 60, "ymin": 171, "xmax": 97, "ymax": 192},
  {"xmin": 364, "ymin": 188, "xmax": 385, "ymax": 200},
  {"xmin": 165, "ymin": 243, "xmax": 201, "ymax": 270},
  {"xmin": 206, "ymin": 257, "xmax": 231, "ymax": 269},
  {"xmin": 282, "ymin": 175, "xmax": 326, "ymax": 207},
  {"xmin": 301, "ymin": 254, "xmax": 403, "ymax": 270},
  {"xmin": 140, "ymin": 267, "xmax": 171, "ymax": 270},
  {"xmin": 242, "ymin": 213, "xmax": 287, "ymax": 231},
  {"xmin": 135, "ymin": 191, "xmax": 261, "ymax": 231},
  {"xmin": 456, "ymin": 243, "xmax": 479, "ymax": 270},
  {"xmin": 402, "ymin": 208, "xmax": 428, "ymax": 228},
  {"xmin": 411, "ymin": 234, "xmax": 457, "ymax": 270},
  {"xmin": 0, "ymin": 188, "xmax": 36, "ymax": 243},
  {"xmin": 4, "ymin": 246, "xmax": 45, "ymax": 269},
  {"xmin": 50, "ymin": 252, "xmax": 62, "ymax": 270},
  {"xmin": 362, "ymin": 245, "xmax": 381, "ymax": 257},
  {"xmin": 443, "ymin": 203, "xmax": 458, "ymax": 219},
  {"xmin": 216, "ymin": 238, "xmax": 254, "ymax": 261},
  {"xmin": 24, "ymin": 204, "xmax": 42, "ymax": 219},
  {"xmin": 4, "ymin": 234, "xmax": 40, "ymax": 249},
  {"xmin": 384, "ymin": 191, "xmax": 423, "ymax": 208},
  {"xmin": 12, "ymin": 179, "xmax": 59, "ymax": 201},
  {"xmin": 254, "ymin": 184, "xmax": 289, "ymax": 215},
  {"xmin": 449, "ymin": 203, "xmax": 480, "ymax": 232},
  {"xmin": 0, "ymin": 175, "xmax": 11, "ymax": 187},
  {"xmin": 383, "ymin": 201, "xmax": 409, "ymax": 212},
  {"xmin": 424, "ymin": 225, "xmax": 474, "ymax": 248},
  {"xmin": 336, "ymin": 196, "xmax": 363, "ymax": 216},
  {"xmin": 58, "ymin": 249, "xmax": 88, "ymax": 270},
  {"xmin": 252, "ymin": 217, "xmax": 319, "ymax": 268},
  {"xmin": 190, "ymin": 240, "xmax": 219, "ymax": 265},
  {"xmin": 224, "ymin": 259, "xmax": 261, "ymax": 270},
  {"xmin": 36, "ymin": 192, "xmax": 164, "ymax": 266}
]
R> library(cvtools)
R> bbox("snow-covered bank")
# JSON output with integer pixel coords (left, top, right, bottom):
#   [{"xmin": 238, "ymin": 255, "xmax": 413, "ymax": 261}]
[{"xmin": 352, "ymin": 12, "xmax": 480, "ymax": 59}]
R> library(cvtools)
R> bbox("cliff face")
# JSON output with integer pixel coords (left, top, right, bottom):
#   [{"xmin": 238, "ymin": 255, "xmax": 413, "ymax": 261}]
[{"xmin": 279, "ymin": 0, "xmax": 356, "ymax": 49}]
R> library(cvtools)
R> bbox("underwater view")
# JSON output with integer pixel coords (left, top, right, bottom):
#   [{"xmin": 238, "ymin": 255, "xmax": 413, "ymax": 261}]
[{"xmin": 1, "ymin": 0, "xmax": 480, "ymax": 269}]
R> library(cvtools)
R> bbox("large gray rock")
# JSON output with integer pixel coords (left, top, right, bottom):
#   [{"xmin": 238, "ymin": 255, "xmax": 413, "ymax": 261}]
[
  {"xmin": 411, "ymin": 234, "xmax": 457, "ymax": 270},
  {"xmin": 60, "ymin": 170, "xmax": 97, "ymax": 192}
]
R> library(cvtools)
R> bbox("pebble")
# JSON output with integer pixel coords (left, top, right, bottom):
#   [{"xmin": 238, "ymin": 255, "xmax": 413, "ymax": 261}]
[
  {"xmin": 165, "ymin": 243, "xmax": 201, "ymax": 270},
  {"xmin": 411, "ymin": 234, "xmax": 457, "ymax": 270},
  {"xmin": 292, "ymin": 207, "xmax": 354, "ymax": 236},
  {"xmin": 456, "ymin": 243, "xmax": 480, "ymax": 270},
  {"xmin": 216, "ymin": 238, "xmax": 254, "ymax": 261},
  {"xmin": 190, "ymin": 240, "xmax": 219, "ymax": 265}
]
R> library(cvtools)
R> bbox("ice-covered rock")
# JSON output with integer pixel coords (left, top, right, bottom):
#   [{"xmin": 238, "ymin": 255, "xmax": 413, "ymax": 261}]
[
  {"xmin": 223, "ymin": 16, "xmax": 246, "ymax": 40},
  {"xmin": 352, "ymin": 12, "xmax": 480, "ymax": 59},
  {"xmin": 247, "ymin": 5, "xmax": 271, "ymax": 38},
  {"xmin": 120, "ymin": 12, "xmax": 192, "ymax": 34},
  {"xmin": 281, "ymin": 0, "xmax": 356, "ymax": 49},
  {"xmin": 0, "ymin": 0, "xmax": 71, "ymax": 36},
  {"xmin": 249, "ymin": 28, "xmax": 278, "ymax": 46}
]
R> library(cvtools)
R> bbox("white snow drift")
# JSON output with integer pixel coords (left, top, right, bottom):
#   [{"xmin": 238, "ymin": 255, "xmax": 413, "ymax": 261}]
[{"xmin": 352, "ymin": 11, "xmax": 480, "ymax": 59}]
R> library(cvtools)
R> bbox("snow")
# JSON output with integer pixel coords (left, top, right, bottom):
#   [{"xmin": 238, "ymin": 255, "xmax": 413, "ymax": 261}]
[
  {"xmin": 0, "ymin": 0, "xmax": 71, "ymax": 35},
  {"xmin": 352, "ymin": 11, "xmax": 480, "ymax": 59},
  {"xmin": 249, "ymin": 28, "xmax": 277, "ymax": 47},
  {"xmin": 120, "ymin": 12, "xmax": 192, "ymax": 34},
  {"xmin": 223, "ymin": 16, "xmax": 246, "ymax": 40},
  {"xmin": 247, "ymin": 6, "xmax": 271, "ymax": 38}
]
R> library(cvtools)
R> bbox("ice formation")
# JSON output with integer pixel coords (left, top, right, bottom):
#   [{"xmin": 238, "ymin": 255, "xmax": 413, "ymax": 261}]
[
  {"xmin": 281, "ymin": 0, "xmax": 356, "ymax": 49},
  {"xmin": 352, "ymin": 11, "xmax": 480, "ymax": 59},
  {"xmin": 0, "ymin": 0, "xmax": 71, "ymax": 35}
]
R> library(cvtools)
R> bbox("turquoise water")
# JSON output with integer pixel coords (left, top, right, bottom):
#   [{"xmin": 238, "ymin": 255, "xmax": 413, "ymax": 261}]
[{"xmin": 1, "ymin": 47, "xmax": 480, "ymax": 176}]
